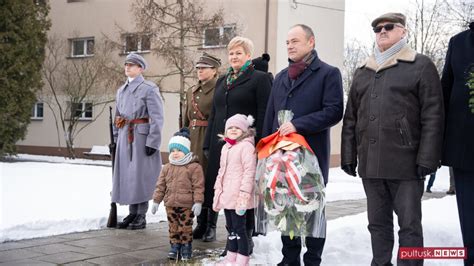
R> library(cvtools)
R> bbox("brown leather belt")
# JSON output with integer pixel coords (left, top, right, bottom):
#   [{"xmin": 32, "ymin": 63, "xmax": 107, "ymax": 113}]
[
  {"xmin": 189, "ymin": 119, "xmax": 208, "ymax": 127},
  {"xmin": 114, "ymin": 117, "xmax": 149, "ymax": 143}
]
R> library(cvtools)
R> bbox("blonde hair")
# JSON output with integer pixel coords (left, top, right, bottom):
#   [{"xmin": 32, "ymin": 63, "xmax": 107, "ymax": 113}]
[{"xmin": 227, "ymin": 36, "xmax": 254, "ymax": 56}]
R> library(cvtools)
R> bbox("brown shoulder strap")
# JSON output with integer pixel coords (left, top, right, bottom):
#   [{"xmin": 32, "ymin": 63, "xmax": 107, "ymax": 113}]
[{"xmin": 190, "ymin": 92, "xmax": 206, "ymax": 120}]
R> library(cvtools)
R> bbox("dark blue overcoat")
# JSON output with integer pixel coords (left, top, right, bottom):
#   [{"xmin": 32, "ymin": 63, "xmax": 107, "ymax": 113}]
[{"xmin": 262, "ymin": 51, "xmax": 344, "ymax": 184}]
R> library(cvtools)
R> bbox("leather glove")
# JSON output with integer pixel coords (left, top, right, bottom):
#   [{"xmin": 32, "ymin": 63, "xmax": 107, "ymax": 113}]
[
  {"xmin": 417, "ymin": 165, "xmax": 435, "ymax": 178},
  {"xmin": 192, "ymin": 203, "xmax": 202, "ymax": 216},
  {"xmin": 151, "ymin": 202, "xmax": 160, "ymax": 215},
  {"xmin": 108, "ymin": 143, "xmax": 116, "ymax": 154},
  {"xmin": 341, "ymin": 163, "xmax": 357, "ymax": 177},
  {"xmin": 203, "ymin": 149, "xmax": 209, "ymax": 159},
  {"xmin": 145, "ymin": 146, "xmax": 156, "ymax": 156}
]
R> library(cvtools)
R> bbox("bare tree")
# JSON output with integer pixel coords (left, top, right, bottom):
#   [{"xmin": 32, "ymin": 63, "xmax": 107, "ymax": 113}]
[
  {"xmin": 131, "ymin": 0, "xmax": 225, "ymax": 125},
  {"xmin": 444, "ymin": 0, "xmax": 474, "ymax": 27},
  {"xmin": 343, "ymin": 39, "xmax": 370, "ymax": 96},
  {"xmin": 406, "ymin": 0, "xmax": 460, "ymax": 73},
  {"xmin": 40, "ymin": 35, "xmax": 122, "ymax": 158}
]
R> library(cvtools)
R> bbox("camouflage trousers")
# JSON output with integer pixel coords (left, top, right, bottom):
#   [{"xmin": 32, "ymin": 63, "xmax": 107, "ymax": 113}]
[{"xmin": 166, "ymin": 206, "xmax": 194, "ymax": 244}]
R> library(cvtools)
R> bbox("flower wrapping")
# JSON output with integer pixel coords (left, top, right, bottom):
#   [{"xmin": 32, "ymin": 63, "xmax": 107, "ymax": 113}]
[{"xmin": 254, "ymin": 110, "xmax": 326, "ymax": 239}]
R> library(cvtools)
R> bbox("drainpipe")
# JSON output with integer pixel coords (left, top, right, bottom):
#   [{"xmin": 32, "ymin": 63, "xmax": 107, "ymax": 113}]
[{"xmin": 264, "ymin": 0, "xmax": 269, "ymax": 53}]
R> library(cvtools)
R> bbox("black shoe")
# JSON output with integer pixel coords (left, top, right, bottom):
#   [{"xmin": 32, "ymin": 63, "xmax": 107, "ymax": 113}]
[
  {"xmin": 446, "ymin": 189, "xmax": 456, "ymax": 195},
  {"xmin": 181, "ymin": 243, "xmax": 192, "ymax": 261},
  {"xmin": 203, "ymin": 210, "xmax": 218, "ymax": 242},
  {"xmin": 127, "ymin": 214, "xmax": 146, "ymax": 230},
  {"xmin": 203, "ymin": 227, "xmax": 216, "ymax": 242},
  {"xmin": 426, "ymin": 188, "xmax": 432, "ymax": 193},
  {"xmin": 168, "ymin": 243, "xmax": 181, "ymax": 260},
  {"xmin": 116, "ymin": 214, "xmax": 137, "ymax": 229}
]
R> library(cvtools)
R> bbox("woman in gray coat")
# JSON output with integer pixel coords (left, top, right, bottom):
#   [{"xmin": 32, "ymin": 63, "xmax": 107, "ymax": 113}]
[{"xmin": 112, "ymin": 53, "xmax": 164, "ymax": 230}]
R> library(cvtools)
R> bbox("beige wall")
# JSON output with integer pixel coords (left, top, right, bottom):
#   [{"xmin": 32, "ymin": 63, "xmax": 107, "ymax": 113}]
[{"xmin": 19, "ymin": 0, "xmax": 345, "ymax": 163}]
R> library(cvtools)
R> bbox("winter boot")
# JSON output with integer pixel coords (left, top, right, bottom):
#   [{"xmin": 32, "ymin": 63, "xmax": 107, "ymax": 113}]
[
  {"xmin": 235, "ymin": 253, "xmax": 250, "ymax": 266},
  {"xmin": 203, "ymin": 209, "xmax": 218, "ymax": 242},
  {"xmin": 193, "ymin": 207, "xmax": 208, "ymax": 239},
  {"xmin": 168, "ymin": 243, "xmax": 181, "ymax": 260},
  {"xmin": 181, "ymin": 242, "xmax": 193, "ymax": 261},
  {"xmin": 127, "ymin": 214, "xmax": 146, "ymax": 230},
  {"xmin": 218, "ymin": 251, "xmax": 237, "ymax": 265},
  {"xmin": 116, "ymin": 213, "xmax": 136, "ymax": 229}
]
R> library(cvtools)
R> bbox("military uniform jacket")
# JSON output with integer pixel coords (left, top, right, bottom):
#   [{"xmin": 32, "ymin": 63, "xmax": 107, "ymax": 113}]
[
  {"xmin": 182, "ymin": 77, "xmax": 217, "ymax": 174},
  {"xmin": 112, "ymin": 75, "xmax": 164, "ymax": 205}
]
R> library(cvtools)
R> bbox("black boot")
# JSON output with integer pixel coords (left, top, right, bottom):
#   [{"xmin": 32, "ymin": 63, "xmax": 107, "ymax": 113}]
[
  {"xmin": 168, "ymin": 243, "xmax": 181, "ymax": 260},
  {"xmin": 203, "ymin": 209, "xmax": 218, "ymax": 242},
  {"xmin": 116, "ymin": 213, "xmax": 136, "ymax": 229},
  {"xmin": 193, "ymin": 207, "xmax": 208, "ymax": 239},
  {"xmin": 127, "ymin": 214, "xmax": 146, "ymax": 230}
]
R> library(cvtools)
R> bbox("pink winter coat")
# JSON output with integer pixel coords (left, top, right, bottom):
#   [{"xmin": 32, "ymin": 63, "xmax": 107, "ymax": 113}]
[{"xmin": 212, "ymin": 136, "xmax": 256, "ymax": 212}]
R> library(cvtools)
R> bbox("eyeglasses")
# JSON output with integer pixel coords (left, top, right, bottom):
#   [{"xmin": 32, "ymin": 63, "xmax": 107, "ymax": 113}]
[{"xmin": 373, "ymin": 23, "xmax": 403, "ymax": 33}]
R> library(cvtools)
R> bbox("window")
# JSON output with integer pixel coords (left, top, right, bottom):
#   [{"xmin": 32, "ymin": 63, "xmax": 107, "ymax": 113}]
[
  {"xmin": 31, "ymin": 102, "xmax": 44, "ymax": 119},
  {"xmin": 123, "ymin": 33, "xmax": 151, "ymax": 53},
  {"xmin": 71, "ymin": 102, "xmax": 93, "ymax": 120},
  {"xmin": 70, "ymin": 38, "xmax": 94, "ymax": 57},
  {"xmin": 203, "ymin": 25, "xmax": 235, "ymax": 48}
]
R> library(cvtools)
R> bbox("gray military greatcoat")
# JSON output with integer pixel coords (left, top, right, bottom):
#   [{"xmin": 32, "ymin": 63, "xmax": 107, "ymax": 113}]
[{"xmin": 112, "ymin": 75, "xmax": 164, "ymax": 205}]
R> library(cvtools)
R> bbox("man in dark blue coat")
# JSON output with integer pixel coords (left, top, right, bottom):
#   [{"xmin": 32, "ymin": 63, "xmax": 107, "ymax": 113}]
[
  {"xmin": 262, "ymin": 24, "xmax": 343, "ymax": 266},
  {"xmin": 441, "ymin": 21, "xmax": 474, "ymax": 266}
]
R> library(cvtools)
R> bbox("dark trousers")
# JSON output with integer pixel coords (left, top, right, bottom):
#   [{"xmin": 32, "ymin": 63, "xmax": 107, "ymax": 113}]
[
  {"xmin": 453, "ymin": 168, "xmax": 474, "ymax": 266},
  {"xmin": 426, "ymin": 173, "xmax": 436, "ymax": 190},
  {"xmin": 224, "ymin": 209, "xmax": 249, "ymax": 256},
  {"xmin": 166, "ymin": 206, "xmax": 194, "ymax": 244},
  {"xmin": 278, "ymin": 235, "xmax": 325, "ymax": 266},
  {"xmin": 362, "ymin": 178, "xmax": 424, "ymax": 266}
]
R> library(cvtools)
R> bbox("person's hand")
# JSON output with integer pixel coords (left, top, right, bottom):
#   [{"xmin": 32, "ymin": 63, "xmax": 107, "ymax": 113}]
[
  {"xmin": 279, "ymin": 122, "xmax": 296, "ymax": 136},
  {"xmin": 341, "ymin": 163, "xmax": 357, "ymax": 177},
  {"xmin": 108, "ymin": 143, "xmax": 116, "ymax": 155},
  {"xmin": 192, "ymin": 203, "xmax": 202, "ymax": 216},
  {"xmin": 151, "ymin": 202, "xmax": 160, "ymax": 214},
  {"xmin": 145, "ymin": 146, "xmax": 156, "ymax": 156},
  {"xmin": 417, "ymin": 165, "xmax": 434, "ymax": 178},
  {"xmin": 203, "ymin": 148, "xmax": 209, "ymax": 159}
]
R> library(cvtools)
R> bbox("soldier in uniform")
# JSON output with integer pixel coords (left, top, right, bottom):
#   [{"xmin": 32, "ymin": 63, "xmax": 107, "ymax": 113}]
[
  {"xmin": 182, "ymin": 52, "xmax": 222, "ymax": 239},
  {"xmin": 112, "ymin": 53, "xmax": 164, "ymax": 230}
]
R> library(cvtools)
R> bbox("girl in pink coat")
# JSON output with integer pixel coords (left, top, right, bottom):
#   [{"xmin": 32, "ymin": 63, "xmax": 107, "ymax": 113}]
[{"xmin": 213, "ymin": 114, "xmax": 256, "ymax": 266}]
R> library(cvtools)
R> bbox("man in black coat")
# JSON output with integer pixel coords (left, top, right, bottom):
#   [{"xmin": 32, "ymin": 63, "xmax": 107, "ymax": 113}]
[
  {"xmin": 263, "ymin": 24, "xmax": 343, "ymax": 266},
  {"xmin": 441, "ymin": 21, "xmax": 474, "ymax": 266},
  {"xmin": 341, "ymin": 13, "xmax": 444, "ymax": 266}
]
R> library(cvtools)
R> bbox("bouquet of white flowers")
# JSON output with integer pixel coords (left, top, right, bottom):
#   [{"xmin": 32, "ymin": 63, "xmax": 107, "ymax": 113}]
[{"xmin": 255, "ymin": 110, "xmax": 326, "ymax": 239}]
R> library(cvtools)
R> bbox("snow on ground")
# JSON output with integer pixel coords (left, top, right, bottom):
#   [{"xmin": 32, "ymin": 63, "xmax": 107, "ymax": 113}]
[{"xmin": 1, "ymin": 154, "xmax": 464, "ymax": 265}]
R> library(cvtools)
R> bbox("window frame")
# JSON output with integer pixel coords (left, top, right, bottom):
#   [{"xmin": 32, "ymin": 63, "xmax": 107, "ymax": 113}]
[
  {"xmin": 202, "ymin": 25, "xmax": 236, "ymax": 48},
  {"xmin": 73, "ymin": 102, "xmax": 93, "ymax": 121},
  {"xmin": 122, "ymin": 33, "xmax": 151, "ymax": 54},
  {"xmin": 31, "ymin": 102, "xmax": 44, "ymax": 120},
  {"xmin": 70, "ymin": 37, "xmax": 95, "ymax": 58}
]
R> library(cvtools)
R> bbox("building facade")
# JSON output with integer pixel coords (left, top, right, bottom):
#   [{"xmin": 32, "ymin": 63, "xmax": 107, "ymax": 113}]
[{"xmin": 18, "ymin": 0, "xmax": 345, "ymax": 165}]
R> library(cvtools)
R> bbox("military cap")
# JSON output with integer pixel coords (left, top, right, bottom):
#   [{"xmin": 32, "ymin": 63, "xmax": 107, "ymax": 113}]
[
  {"xmin": 195, "ymin": 52, "xmax": 221, "ymax": 68},
  {"xmin": 125, "ymin": 53, "xmax": 148, "ymax": 70},
  {"xmin": 371, "ymin": 12, "xmax": 406, "ymax": 27}
]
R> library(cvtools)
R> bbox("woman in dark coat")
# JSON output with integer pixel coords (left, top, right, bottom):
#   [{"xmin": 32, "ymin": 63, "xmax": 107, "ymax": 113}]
[{"xmin": 202, "ymin": 36, "xmax": 272, "ymax": 244}]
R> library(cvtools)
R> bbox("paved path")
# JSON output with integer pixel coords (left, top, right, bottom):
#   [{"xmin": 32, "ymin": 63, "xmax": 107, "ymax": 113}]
[{"xmin": 0, "ymin": 192, "xmax": 449, "ymax": 265}]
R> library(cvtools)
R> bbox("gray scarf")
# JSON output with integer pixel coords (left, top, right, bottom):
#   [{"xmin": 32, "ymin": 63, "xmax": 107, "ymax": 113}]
[
  {"xmin": 374, "ymin": 37, "xmax": 407, "ymax": 66},
  {"xmin": 169, "ymin": 152, "xmax": 194, "ymax": 166}
]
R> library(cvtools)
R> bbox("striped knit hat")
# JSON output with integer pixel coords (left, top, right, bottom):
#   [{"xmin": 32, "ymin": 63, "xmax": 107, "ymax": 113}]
[{"xmin": 168, "ymin": 128, "xmax": 191, "ymax": 154}]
